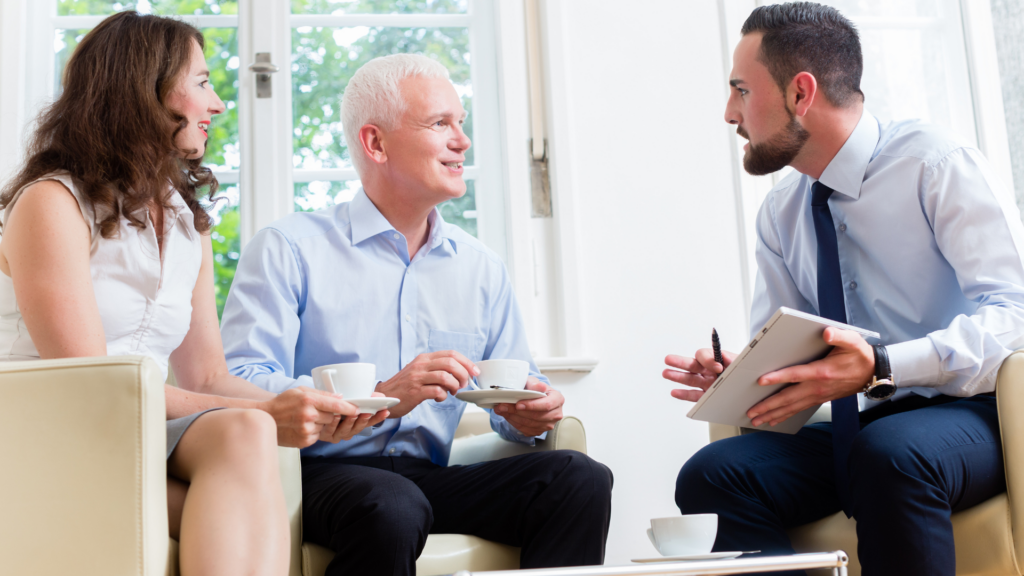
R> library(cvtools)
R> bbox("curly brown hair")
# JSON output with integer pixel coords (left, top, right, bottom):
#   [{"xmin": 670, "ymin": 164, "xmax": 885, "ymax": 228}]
[{"xmin": 0, "ymin": 11, "xmax": 217, "ymax": 238}]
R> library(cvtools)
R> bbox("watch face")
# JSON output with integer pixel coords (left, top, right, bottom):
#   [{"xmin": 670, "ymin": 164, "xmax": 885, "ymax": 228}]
[{"xmin": 867, "ymin": 383, "xmax": 897, "ymax": 401}]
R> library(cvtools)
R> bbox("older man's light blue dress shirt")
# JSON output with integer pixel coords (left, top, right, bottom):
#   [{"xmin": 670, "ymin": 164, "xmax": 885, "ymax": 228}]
[
  {"xmin": 220, "ymin": 190, "xmax": 546, "ymax": 465},
  {"xmin": 753, "ymin": 110, "xmax": 1024, "ymax": 402}
]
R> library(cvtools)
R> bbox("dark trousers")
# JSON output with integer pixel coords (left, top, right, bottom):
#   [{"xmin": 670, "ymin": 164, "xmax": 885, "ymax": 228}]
[
  {"xmin": 676, "ymin": 395, "xmax": 1004, "ymax": 576},
  {"xmin": 302, "ymin": 450, "xmax": 614, "ymax": 576}
]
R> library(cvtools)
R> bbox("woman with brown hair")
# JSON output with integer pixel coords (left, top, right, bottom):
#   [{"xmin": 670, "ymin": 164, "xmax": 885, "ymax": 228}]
[{"xmin": 0, "ymin": 11, "xmax": 387, "ymax": 575}]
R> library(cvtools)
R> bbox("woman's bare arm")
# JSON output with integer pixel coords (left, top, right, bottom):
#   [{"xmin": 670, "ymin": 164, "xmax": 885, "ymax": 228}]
[
  {"xmin": 169, "ymin": 234, "xmax": 382, "ymax": 446},
  {"xmin": 2, "ymin": 180, "xmax": 106, "ymax": 358}
]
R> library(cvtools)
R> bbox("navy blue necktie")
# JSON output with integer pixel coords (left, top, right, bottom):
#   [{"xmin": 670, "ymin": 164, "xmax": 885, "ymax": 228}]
[{"xmin": 811, "ymin": 181, "xmax": 860, "ymax": 516}]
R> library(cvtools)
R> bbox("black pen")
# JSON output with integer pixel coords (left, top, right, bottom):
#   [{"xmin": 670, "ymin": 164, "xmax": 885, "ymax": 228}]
[{"xmin": 712, "ymin": 328, "xmax": 724, "ymax": 375}]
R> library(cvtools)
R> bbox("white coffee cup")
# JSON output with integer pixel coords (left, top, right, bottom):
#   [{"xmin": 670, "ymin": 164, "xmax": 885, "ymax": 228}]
[
  {"xmin": 476, "ymin": 359, "xmax": 530, "ymax": 390},
  {"xmin": 312, "ymin": 363, "xmax": 376, "ymax": 399},
  {"xmin": 646, "ymin": 514, "xmax": 718, "ymax": 557}
]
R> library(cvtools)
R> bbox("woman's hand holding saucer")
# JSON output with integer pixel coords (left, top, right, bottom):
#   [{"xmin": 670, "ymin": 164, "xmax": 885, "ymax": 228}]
[
  {"xmin": 259, "ymin": 386, "xmax": 359, "ymax": 448},
  {"xmin": 319, "ymin": 392, "xmax": 390, "ymax": 442}
]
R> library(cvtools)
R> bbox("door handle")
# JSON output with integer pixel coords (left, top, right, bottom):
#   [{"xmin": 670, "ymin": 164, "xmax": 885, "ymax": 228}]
[{"xmin": 248, "ymin": 53, "xmax": 279, "ymax": 98}]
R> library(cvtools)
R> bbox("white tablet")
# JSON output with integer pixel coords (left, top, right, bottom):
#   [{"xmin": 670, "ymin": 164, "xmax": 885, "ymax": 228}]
[{"xmin": 686, "ymin": 307, "xmax": 880, "ymax": 434}]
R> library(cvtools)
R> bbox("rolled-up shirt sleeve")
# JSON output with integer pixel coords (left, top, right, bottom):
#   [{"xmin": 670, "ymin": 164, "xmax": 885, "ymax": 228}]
[
  {"xmin": 481, "ymin": 264, "xmax": 551, "ymax": 445},
  {"xmin": 888, "ymin": 147, "xmax": 1024, "ymax": 396},
  {"xmin": 221, "ymin": 227, "xmax": 313, "ymax": 394}
]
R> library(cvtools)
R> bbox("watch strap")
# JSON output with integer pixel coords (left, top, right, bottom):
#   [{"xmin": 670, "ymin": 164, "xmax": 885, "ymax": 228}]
[{"xmin": 872, "ymin": 344, "xmax": 892, "ymax": 381}]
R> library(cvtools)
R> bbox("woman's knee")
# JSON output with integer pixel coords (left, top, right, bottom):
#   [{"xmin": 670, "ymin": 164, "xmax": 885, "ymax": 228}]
[{"xmin": 176, "ymin": 409, "xmax": 279, "ymax": 476}]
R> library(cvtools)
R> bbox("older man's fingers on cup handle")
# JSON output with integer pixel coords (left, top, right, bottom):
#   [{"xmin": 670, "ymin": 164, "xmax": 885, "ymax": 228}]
[
  {"xmin": 427, "ymin": 355, "xmax": 473, "ymax": 388},
  {"xmin": 422, "ymin": 369, "xmax": 462, "ymax": 395},
  {"xmin": 428, "ymin": 350, "xmax": 480, "ymax": 381}
]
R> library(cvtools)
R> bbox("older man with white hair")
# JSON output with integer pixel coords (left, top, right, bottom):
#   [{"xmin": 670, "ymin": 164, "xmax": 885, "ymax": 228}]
[{"xmin": 219, "ymin": 54, "xmax": 613, "ymax": 576}]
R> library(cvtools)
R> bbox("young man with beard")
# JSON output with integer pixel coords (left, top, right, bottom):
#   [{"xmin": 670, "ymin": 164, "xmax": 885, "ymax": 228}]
[
  {"xmin": 664, "ymin": 3, "xmax": 1024, "ymax": 575},
  {"xmin": 219, "ymin": 54, "xmax": 612, "ymax": 576}
]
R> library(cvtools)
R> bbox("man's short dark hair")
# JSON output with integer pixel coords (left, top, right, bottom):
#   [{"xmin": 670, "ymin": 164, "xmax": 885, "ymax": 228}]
[{"xmin": 741, "ymin": 2, "xmax": 864, "ymax": 108}]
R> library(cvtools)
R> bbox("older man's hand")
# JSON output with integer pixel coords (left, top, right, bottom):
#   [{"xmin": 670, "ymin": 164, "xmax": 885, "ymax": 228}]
[
  {"xmin": 376, "ymin": 350, "xmax": 479, "ymax": 418},
  {"xmin": 258, "ymin": 387, "xmax": 358, "ymax": 448},
  {"xmin": 493, "ymin": 377, "xmax": 564, "ymax": 437}
]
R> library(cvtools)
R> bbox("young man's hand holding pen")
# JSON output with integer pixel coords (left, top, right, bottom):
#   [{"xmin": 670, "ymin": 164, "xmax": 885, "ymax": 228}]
[{"xmin": 663, "ymin": 327, "xmax": 738, "ymax": 403}]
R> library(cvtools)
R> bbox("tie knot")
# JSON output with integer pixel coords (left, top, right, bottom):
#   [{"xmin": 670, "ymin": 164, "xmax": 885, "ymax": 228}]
[{"xmin": 811, "ymin": 181, "xmax": 834, "ymax": 207}]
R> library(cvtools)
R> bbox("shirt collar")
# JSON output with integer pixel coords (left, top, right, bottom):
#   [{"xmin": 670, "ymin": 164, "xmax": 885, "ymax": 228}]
[
  {"xmin": 349, "ymin": 189, "xmax": 399, "ymax": 245},
  {"xmin": 348, "ymin": 188, "xmax": 458, "ymax": 256},
  {"xmin": 127, "ymin": 188, "xmax": 196, "ymax": 240},
  {"xmin": 816, "ymin": 109, "xmax": 880, "ymax": 200}
]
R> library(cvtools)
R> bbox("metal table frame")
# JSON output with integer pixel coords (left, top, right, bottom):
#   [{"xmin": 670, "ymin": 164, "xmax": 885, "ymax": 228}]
[{"xmin": 451, "ymin": 551, "xmax": 849, "ymax": 576}]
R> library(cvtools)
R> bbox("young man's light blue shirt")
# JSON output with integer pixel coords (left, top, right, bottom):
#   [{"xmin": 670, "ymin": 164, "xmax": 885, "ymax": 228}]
[
  {"xmin": 220, "ymin": 189, "xmax": 546, "ymax": 465},
  {"xmin": 753, "ymin": 110, "xmax": 1024, "ymax": 402}
]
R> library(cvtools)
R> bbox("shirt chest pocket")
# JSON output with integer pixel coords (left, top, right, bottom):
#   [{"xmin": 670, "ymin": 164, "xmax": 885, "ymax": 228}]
[{"xmin": 427, "ymin": 329, "xmax": 486, "ymax": 363}]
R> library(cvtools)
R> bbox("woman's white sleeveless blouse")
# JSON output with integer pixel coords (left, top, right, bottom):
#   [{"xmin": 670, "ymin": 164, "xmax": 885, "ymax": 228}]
[{"xmin": 0, "ymin": 173, "xmax": 202, "ymax": 379}]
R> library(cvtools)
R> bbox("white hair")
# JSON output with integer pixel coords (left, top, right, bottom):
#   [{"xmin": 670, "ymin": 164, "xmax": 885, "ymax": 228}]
[{"xmin": 341, "ymin": 53, "xmax": 451, "ymax": 176}]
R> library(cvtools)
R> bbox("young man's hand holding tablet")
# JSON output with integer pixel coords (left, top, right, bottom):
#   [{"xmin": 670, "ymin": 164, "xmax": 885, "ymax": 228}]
[{"xmin": 663, "ymin": 308, "xmax": 880, "ymax": 433}]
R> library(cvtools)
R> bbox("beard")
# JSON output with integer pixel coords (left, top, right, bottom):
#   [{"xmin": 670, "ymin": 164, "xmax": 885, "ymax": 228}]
[{"xmin": 739, "ymin": 113, "xmax": 810, "ymax": 176}]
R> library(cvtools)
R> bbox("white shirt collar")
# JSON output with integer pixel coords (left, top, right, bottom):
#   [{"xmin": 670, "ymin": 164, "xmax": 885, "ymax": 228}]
[{"xmin": 817, "ymin": 110, "xmax": 880, "ymax": 200}]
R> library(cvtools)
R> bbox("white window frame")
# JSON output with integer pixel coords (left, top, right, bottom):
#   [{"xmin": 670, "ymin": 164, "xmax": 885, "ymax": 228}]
[
  {"xmin": 7, "ymin": 0, "xmax": 508, "ymax": 259},
  {"xmin": 245, "ymin": 0, "xmax": 508, "ymax": 260},
  {"xmin": 492, "ymin": 0, "xmax": 596, "ymax": 370}
]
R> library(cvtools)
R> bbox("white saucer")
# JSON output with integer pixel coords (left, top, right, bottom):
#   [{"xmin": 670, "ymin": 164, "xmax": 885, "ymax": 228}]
[
  {"xmin": 347, "ymin": 397, "xmax": 400, "ymax": 414},
  {"xmin": 455, "ymin": 389, "xmax": 546, "ymax": 409},
  {"xmin": 631, "ymin": 551, "xmax": 744, "ymax": 563}
]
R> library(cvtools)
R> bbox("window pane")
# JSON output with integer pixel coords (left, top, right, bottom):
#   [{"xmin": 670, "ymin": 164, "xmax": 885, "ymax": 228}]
[
  {"xmin": 54, "ymin": 29, "xmax": 90, "ymax": 89},
  {"xmin": 991, "ymin": 0, "xmax": 1024, "ymax": 216},
  {"xmin": 294, "ymin": 180, "xmax": 478, "ymax": 238},
  {"xmin": 294, "ymin": 180, "xmax": 362, "ymax": 212},
  {"xmin": 202, "ymin": 27, "xmax": 241, "ymax": 170},
  {"xmin": 53, "ymin": 20, "xmax": 241, "ymax": 317},
  {"xmin": 58, "ymin": 0, "xmax": 237, "ymax": 16},
  {"xmin": 291, "ymin": 0, "xmax": 467, "ymax": 15},
  {"xmin": 291, "ymin": 26, "xmax": 473, "ymax": 170},
  {"xmin": 816, "ymin": 0, "xmax": 977, "ymax": 145},
  {"xmin": 209, "ymin": 186, "xmax": 240, "ymax": 317},
  {"xmin": 438, "ymin": 179, "xmax": 476, "ymax": 237}
]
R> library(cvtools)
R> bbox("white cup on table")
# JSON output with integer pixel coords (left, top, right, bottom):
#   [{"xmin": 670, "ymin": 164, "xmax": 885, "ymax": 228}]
[{"xmin": 646, "ymin": 514, "xmax": 718, "ymax": 556}]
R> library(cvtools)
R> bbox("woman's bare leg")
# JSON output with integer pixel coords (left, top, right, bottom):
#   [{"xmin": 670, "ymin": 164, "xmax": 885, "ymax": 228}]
[
  {"xmin": 168, "ymin": 409, "xmax": 288, "ymax": 576},
  {"xmin": 167, "ymin": 476, "xmax": 188, "ymax": 541}
]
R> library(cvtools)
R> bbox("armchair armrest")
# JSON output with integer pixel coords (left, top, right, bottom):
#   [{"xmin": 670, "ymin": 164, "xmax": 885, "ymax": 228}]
[
  {"xmin": 447, "ymin": 413, "xmax": 587, "ymax": 467},
  {"xmin": 997, "ymin": 351, "xmax": 1024, "ymax": 572},
  {"xmin": 279, "ymin": 446, "xmax": 304, "ymax": 576},
  {"xmin": 0, "ymin": 356, "xmax": 168, "ymax": 576}
]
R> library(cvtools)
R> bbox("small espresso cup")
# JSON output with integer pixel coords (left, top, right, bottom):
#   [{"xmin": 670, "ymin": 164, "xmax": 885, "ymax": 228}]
[
  {"xmin": 311, "ymin": 363, "xmax": 376, "ymax": 399},
  {"xmin": 646, "ymin": 514, "xmax": 718, "ymax": 557},
  {"xmin": 476, "ymin": 359, "xmax": 529, "ymax": 390}
]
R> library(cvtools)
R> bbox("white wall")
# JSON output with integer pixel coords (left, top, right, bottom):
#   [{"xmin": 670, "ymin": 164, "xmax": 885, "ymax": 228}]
[{"xmin": 537, "ymin": 0, "xmax": 750, "ymax": 565}]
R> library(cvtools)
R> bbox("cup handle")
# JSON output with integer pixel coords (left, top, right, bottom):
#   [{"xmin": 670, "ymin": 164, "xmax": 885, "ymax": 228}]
[
  {"xmin": 646, "ymin": 528, "xmax": 659, "ymax": 552},
  {"xmin": 320, "ymin": 370, "xmax": 337, "ymax": 394}
]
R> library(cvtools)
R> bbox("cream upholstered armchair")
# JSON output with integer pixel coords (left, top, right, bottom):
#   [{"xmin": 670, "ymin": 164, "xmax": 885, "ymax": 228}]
[
  {"xmin": 708, "ymin": 350, "xmax": 1024, "ymax": 576},
  {"xmin": 299, "ymin": 411, "xmax": 589, "ymax": 576},
  {"xmin": 0, "ymin": 355, "xmax": 585, "ymax": 576},
  {"xmin": 0, "ymin": 355, "xmax": 304, "ymax": 576}
]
